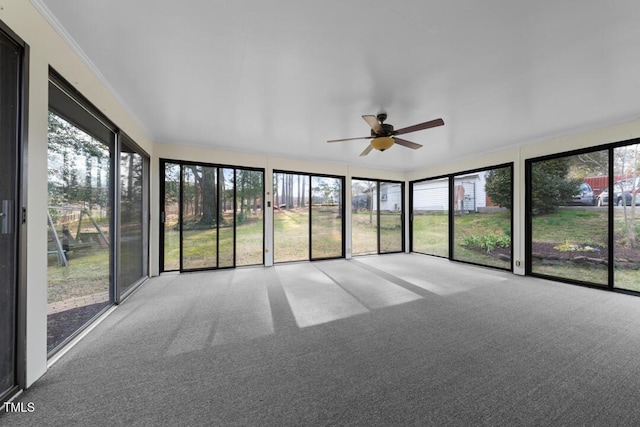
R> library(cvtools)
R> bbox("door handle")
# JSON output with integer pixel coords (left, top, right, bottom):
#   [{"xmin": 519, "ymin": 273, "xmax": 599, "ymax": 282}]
[{"xmin": 1, "ymin": 200, "xmax": 13, "ymax": 234}]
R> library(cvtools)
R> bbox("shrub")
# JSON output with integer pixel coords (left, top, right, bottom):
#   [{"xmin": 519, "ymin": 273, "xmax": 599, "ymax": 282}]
[{"xmin": 463, "ymin": 234, "xmax": 511, "ymax": 253}]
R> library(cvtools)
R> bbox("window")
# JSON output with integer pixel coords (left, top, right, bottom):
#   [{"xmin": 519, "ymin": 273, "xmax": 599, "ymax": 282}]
[
  {"xmin": 528, "ymin": 149, "xmax": 609, "ymax": 287},
  {"xmin": 453, "ymin": 166, "xmax": 512, "ymax": 270},
  {"xmin": 118, "ymin": 135, "xmax": 149, "ymax": 297},
  {"xmin": 47, "ymin": 71, "xmax": 150, "ymax": 354},
  {"xmin": 48, "ymin": 75, "xmax": 115, "ymax": 353},
  {"xmin": 235, "ymin": 169, "xmax": 264, "ymax": 266},
  {"xmin": 311, "ymin": 176, "xmax": 343, "ymax": 259},
  {"xmin": 411, "ymin": 177, "xmax": 449, "ymax": 257},
  {"xmin": 351, "ymin": 179, "xmax": 404, "ymax": 256},
  {"xmin": 160, "ymin": 160, "xmax": 264, "ymax": 271},
  {"xmin": 612, "ymin": 144, "xmax": 640, "ymax": 291},
  {"xmin": 351, "ymin": 179, "xmax": 378, "ymax": 255},
  {"xmin": 411, "ymin": 164, "xmax": 513, "ymax": 271},
  {"xmin": 162, "ymin": 162, "xmax": 180, "ymax": 270},
  {"xmin": 273, "ymin": 171, "xmax": 344, "ymax": 262}
]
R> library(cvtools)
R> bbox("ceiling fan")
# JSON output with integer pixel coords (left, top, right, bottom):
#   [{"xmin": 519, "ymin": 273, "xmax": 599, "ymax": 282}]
[{"xmin": 327, "ymin": 113, "xmax": 444, "ymax": 156}]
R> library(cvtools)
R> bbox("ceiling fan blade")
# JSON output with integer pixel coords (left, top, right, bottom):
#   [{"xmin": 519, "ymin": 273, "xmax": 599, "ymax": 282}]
[
  {"xmin": 394, "ymin": 118, "xmax": 444, "ymax": 135},
  {"xmin": 327, "ymin": 136, "xmax": 371, "ymax": 143},
  {"xmin": 360, "ymin": 144, "xmax": 374, "ymax": 157},
  {"xmin": 362, "ymin": 115, "xmax": 383, "ymax": 134},
  {"xmin": 393, "ymin": 137, "xmax": 422, "ymax": 149}
]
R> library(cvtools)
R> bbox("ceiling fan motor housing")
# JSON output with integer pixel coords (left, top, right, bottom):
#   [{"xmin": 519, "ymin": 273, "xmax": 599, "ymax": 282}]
[{"xmin": 371, "ymin": 123, "xmax": 395, "ymax": 137}]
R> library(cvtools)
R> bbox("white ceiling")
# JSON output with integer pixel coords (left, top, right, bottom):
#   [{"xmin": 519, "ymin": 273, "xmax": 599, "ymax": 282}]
[{"xmin": 34, "ymin": 0, "xmax": 640, "ymax": 172}]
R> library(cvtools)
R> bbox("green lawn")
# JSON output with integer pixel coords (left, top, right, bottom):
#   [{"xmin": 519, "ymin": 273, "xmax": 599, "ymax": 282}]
[
  {"xmin": 453, "ymin": 210, "xmax": 511, "ymax": 268},
  {"xmin": 351, "ymin": 210, "xmax": 402, "ymax": 254},
  {"xmin": 411, "ymin": 207, "xmax": 640, "ymax": 289},
  {"xmin": 412, "ymin": 212, "xmax": 449, "ymax": 257},
  {"xmin": 412, "ymin": 210, "xmax": 512, "ymax": 268},
  {"xmin": 273, "ymin": 208, "xmax": 309, "ymax": 262},
  {"xmin": 273, "ymin": 206, "xmax": 343, "ymax": 261},
  {"xmin": 165, "ymin": 212, "xmax": 264, "ymax": 269},
  {"xmin": 47, "ymin": 246, "xmax": 109, "ymax": 303},
  {"xmin": 532, "ymin": 208, "xmax": 608, "ymax": 247},
  {"xmin": 532, "ymin": 207, "xmax": 640, "ymax": 291}
]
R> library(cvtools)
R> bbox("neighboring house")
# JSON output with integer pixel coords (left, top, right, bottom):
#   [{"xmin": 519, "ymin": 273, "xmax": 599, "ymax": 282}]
[
  {"xmin": 413, "ymin": 173, "xmax": 489, "ymax": 213},
  {"xmin": 376, "ymin": 182, "xmax": 403, "ymax": 211},
  {"xmin": 354, "ymin": 182, "xmax": 404, "ymax": 212}
]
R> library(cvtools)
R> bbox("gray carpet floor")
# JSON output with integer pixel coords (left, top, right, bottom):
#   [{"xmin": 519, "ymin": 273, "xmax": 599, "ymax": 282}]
[{"xmin": 4, "ymin": 254, "xmax": 640, "ymax": 426}]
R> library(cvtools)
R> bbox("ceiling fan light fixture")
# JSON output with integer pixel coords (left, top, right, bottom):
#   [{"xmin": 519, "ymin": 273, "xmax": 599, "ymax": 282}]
[
  {"xmin": 371, "ymin": 136, "xmax": 394, "ymax": 151},
  {"xmin": 327, "ymin": 114, "xmax": 443, "ymax": 156}
]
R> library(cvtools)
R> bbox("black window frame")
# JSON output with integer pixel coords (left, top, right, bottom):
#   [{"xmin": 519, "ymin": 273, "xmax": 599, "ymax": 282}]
[
  {"xmin": 351, "ymin": 177, "xmax": 405, "ymax": 256},
  {"xmin": 159, "ymin": 158, "xmax": 265, "ymax": 273},
  {"xmin": 272, "ymin": 169, "xmax": 346, "ymax": 263},
  {"xmin": 116, "ymin": 132, "xmax": 150, "ymax": 302},
  {"xmin": 525, "ymin": 139, "xmax": 640, "ymax": 295},
  {"xmin": 410, "ymin": 162, "xmax": 514, "ymax": 273},
  {"xmin": 451, "ymin": 163, "xmax": 514, "ymax": 272}
]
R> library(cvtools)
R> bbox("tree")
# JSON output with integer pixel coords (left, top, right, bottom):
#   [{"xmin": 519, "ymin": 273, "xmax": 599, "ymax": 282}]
[
  {"xmin": 199, "ymin": 167, "xmax": 218, "ymax": 226},
  {"xmin": 48, "ymin": 111, "xmax": 111, "ymax": 211},
  {"xmin": 618, "ymin": 144, "xmax": 639, "ymax": 248},
  {"xmin": 485, "ymin": 168, "xmax": 512, "ymax": 209},
  {"xmin": 572, "ymin": 151, "xmax": 609, "ymax": 178},
  {"xmin": 530, "ymin": 158, "xmax": 581, "ymax": 215},
  {"xmin": 485, "ymin": 161, "xmax": 581, "ymax": 215},
  {"xmin": 351, "ymin": 180, "xmax": 376, "ymax": 223}
]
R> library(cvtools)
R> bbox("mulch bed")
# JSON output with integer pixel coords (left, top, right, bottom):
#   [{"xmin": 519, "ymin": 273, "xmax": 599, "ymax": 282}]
[
  {"xmin": 47, "ymin": 301, "xmax": 110, "ymax": 351},
  {"xmin": 489, "ymin": 241, "xmax": 640, "ymax": 269}
]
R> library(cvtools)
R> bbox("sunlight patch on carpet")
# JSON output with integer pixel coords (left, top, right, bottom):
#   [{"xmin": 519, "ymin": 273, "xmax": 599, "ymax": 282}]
[
  {"xmin": 276, "ymin": 263, "xmax": 369, "ymax": 328},
  {"xmin": 314, "ymin": 260, "xmax": 422, "ymax": 309}
]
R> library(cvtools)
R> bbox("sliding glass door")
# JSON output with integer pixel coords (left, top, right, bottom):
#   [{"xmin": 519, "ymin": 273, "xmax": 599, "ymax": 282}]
[
  {"xmin": 118, "ymin": 136, "xmax": 149, "ymax": 297},
  {"xmin": 163, "ymin": 162, "xmax": 180, "ymax": 270},
  {"xmin": 48, "ymin": 71, "xmax": 150, "ymax": 354},
  {"xmin": 48, "ymin": 78, "xmax": 114, "ymax": 353},
  {"xmin": 235, "ymin": 169, "xmax": 264, "ymax": 265},
  {"xmin": 273, "ymin": 171, "xmax": 345, "ymax": 262},
  {"xmin": 311, "ymin": 176, "xmax": 343, "ymax": 259},
  {"xmin": 410, "ymin": 166, "xmax": 512, "ymax": 270},
  {"xmin": 219, "ymin": 168, "xmax": 235, "ymax": 268},
  {"xmin": 527, "ymin": 144, "xmax": 640, "ymax": 291},
  {"xmin": 411, "ymin": 177, "xmax": 449, "ymax": 257},
  {"xmin": 613, "ymin": 143, "xmax": 640, "ymax": 292},
  {"xmin": 351, "ymin": 179, "xmax": 404, "ymax": 256},
  {"xmin": 273, "ymin": 172, "xmax": 309, "ymax": 262},
  {"xmin": 182, "ymin": 164, "xmax": 218, "ymax": 269},
  {"xmin": 352, "ymin": 179, "xmax": 378, "ymax": 255},
  {"xmin": 452, "ymin": 167, "xmax": 512, "ymax": 269},
  {"xmin": 161, "ymin": 160, "xmax": 264, "ymax": 272},
  {"xmin": 0, "ymin": 25, "xmax": 24, "ymax": 402},
  {"xmin": 379, "ymin": 181, "xmax": 403, "ymax": 253},
  {"xmin": 528, "ymin": 151, "xmax": 609, "ymax": 286}
]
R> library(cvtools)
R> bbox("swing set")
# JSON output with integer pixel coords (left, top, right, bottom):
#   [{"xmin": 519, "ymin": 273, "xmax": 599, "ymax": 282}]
[{"xmin": 47, "ymin": 206, "xmax": 109, "ymax": 266}]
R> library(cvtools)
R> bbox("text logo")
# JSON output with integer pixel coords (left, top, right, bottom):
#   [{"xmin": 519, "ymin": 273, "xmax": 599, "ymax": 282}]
[{"xmin": 3, "ymin": 402, "xmax": 35, "ymax": 413}]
